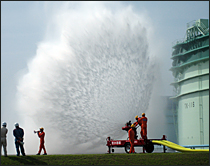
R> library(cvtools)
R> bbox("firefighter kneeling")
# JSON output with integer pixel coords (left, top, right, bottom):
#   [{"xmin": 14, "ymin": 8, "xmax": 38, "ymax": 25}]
[{"xmin": 128, "ymin": 124, "xmax": 136, "ymax": 153}]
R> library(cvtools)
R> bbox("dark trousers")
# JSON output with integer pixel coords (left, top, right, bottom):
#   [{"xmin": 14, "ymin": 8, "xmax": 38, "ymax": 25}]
[{"xmin": 15, "ymin": 141, "xmax": 25, "ymax": 156}]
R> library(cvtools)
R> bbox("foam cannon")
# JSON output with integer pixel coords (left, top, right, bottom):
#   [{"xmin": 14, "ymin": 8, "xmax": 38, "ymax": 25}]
[{"xmin": 122, "ymin": 120, "xmax": 138, "ymax": 139}]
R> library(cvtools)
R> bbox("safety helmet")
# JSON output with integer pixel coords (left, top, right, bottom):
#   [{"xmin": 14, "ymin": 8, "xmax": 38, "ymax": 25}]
[
  {"xmin": 40, "ymin": 127, "xmax": 44, "ymax": 130},
  {"xmin": 131, "ymin": 124, "xmax": 135, "ymax": 128},
  {"xmin": 142, "ymin": 113, "xmax": 145, "ymax": 116},
  {"xmin": 135, "ymin": 115, "xmax": 138, "ymax": 119},
  {"xmin": 2, "ymin": 122, "xmax": 7, "ymax": 126},
  {"xmin": 14, "ymin": 123, "xmax": 19, "ymax": 127}
]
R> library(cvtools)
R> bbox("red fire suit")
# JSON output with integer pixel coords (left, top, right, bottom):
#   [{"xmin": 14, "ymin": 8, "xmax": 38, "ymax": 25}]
[
  {"xmin": 128, "ymin": 128, "xmax": 135, "ymax": 153},
  {"xmin": 139, "ymin": 116, "xmax": 147, "ymax": 139},
  {"xmin": 37, "ymin": 131, "xmax": 47, "ymax": 154}
]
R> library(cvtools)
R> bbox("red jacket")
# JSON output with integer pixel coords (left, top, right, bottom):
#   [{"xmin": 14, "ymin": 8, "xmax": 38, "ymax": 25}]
[
  {"xmin": 134, "ymin": 117, "xmax": 142, "ymax": 127},
  {"xmin": 139, "ymin": 117, "xmax": 147, "ymax": 128},
  {"xmin": 38, "ymin": 131, "xmax": 45, "ymax": 143}
]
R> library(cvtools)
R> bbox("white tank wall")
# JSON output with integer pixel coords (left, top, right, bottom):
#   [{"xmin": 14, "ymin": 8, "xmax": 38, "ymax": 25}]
[
  {"xmin": 201, "ymin": 75, "xmax": 209, "ymax": 89},
  {"xmin": 202, "ymin": 90, "xmax": 209, "ymax": 144},
  {"xmin": 178, "ymin": 90, "xmax": 209, "ymax": 145},
  {"xmin": 178, "ymin": 93, "xmax": 200, "ymax": 145},
  {"xmin": 180, "ymin": 75, "xmax": 209, "ymax": 94},
  {"xmin": 181, "ymin": 64, "xmax": 198, "ymax": 79},
  {"xmin": 201, "ymin": 61, "xmax": 209, "ymax": 74},
  {"xmin": 182, "ymin": 61, "xmax": 209, "ymax": 79},
  {"xmin": 177, "ymin": 60, "xmax": 209, "ymax": 146}
]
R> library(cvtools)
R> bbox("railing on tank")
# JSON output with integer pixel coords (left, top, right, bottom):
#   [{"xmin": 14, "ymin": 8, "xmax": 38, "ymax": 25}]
[
  {"xmin": 186, "ymin": 20, "xmax": 209, "ymax": 39},
  {"xmin": 195, "ymin": 20, "xmax": 209, "ymax": 35},
  {"xmin": 172, "ymin": 19, "xmax": 209, "ymax": 48},
  {"xmin": 172, "ymin": 38, "xmax": 185, "ymax": 47},
  {"xmin": 187, "ymin": 20, "xmax": 196, "ymax": 28}
]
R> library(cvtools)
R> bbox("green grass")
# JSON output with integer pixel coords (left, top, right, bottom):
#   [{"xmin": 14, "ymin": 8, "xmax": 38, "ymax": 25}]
[{"xmin": 1, "ymin": 152, "xmax": 209, "ymax": 165}]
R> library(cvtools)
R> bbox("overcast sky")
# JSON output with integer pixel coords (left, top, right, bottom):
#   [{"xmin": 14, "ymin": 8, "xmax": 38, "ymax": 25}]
[{"xmin": 1, "ymin": 1, "xmax": 209, "ymax": 154}]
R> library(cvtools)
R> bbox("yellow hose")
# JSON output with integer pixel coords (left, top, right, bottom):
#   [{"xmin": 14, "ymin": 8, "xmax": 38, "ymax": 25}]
[{"xmin": 152, "ymin": 140, "xmax": 209, "ymax": 152}]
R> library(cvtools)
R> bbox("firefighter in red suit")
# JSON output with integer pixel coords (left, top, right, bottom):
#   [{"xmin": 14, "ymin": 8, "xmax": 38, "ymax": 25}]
[
  {"xmin": 134, "ymin": 115, "xmax": 141, "ymax": 127},
  {"xmin": 138, "ymin": 113, "xmax": 147, "ymax": 140},
  {"xmin": 34, "ymin": 127, "xmax": 47, "ymax": 155},
  {"xmin": 128, "ymin": 124, "xmax": 136, "ymax": 153}
]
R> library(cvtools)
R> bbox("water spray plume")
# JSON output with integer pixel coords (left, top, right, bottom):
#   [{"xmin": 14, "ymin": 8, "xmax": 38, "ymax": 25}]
[{"xmin": 17, "ymin": 3, "xmax": 158, "ymax": 154}]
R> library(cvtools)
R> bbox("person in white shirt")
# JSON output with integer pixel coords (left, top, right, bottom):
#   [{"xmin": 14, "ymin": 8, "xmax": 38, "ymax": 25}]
[{"xmin": 1, "ymin": 122, "xmax": 8, "ymax": 157}]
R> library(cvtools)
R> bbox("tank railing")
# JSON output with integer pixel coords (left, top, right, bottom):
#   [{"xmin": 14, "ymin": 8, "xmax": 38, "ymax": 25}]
[
  {"xmin": 188, "ymin": 20, "xmax": 209, "ymax": 36},
  {"xmin": 172, "ymin": 33, "xmax": 188, "ymax": 47},
  {"xmin": 172, "ymin": 38, "xmax": 185, "ymax": 47},
  {"xmin": 173, "ymin": 20, "xmax": 209, "ymax": 47},
  {"xmin": 195, "ymin": 22, "xmax": 204, "ymax": 35},
  {"xmin": 197, "ymin": 21, "xmax": 209, "ymax": 35},
  {"xmin": 187, "ymin": 20, "xmax": 196, "ymax": 28}
]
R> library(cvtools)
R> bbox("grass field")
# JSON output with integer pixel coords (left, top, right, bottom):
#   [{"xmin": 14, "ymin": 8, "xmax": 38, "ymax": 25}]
[{"xmin": 1, "ymin": 152, "xmax": 209, "ymax": 165}]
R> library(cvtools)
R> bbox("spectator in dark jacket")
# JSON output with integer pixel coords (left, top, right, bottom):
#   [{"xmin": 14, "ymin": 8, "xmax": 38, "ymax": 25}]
[{"xmin": 13, "ymin": 123, "xmax": 26, "ymax": 156}]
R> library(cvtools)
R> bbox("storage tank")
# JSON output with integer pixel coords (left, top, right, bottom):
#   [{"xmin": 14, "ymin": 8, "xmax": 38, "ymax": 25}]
[{"xmin": 170, "ymin": 19, "xmax": 209, "ymax": 147}]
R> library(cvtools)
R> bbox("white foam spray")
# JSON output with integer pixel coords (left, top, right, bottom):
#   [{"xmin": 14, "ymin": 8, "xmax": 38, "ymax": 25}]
[{"xmin": 16, "ymin": 2, "xmax": 161, "ymax": 154}]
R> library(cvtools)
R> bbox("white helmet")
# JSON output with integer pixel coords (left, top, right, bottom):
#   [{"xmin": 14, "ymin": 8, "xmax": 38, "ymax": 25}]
[
  {"xmin": 2, "ymin": 122, "xmax": 7, "ymax": 126},
  {"xmin": 14, "ymin": 123, "xmax": 19, "ymax": 127}
]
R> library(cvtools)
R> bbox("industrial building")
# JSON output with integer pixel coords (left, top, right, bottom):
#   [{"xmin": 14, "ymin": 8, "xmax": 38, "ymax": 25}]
[{"xmin": 170, "ymin": 19, "xmax": 209, "ymax": 148}]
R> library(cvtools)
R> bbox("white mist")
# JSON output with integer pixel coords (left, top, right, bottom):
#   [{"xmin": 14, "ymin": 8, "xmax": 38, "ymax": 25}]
[{"xmin": 16, "ymin": 2, "xmax": 167, "ymax": 154}]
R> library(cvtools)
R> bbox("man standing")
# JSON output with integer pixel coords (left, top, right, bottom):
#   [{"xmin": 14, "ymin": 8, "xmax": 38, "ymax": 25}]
[
  {"xmin": 138, "ymin": 113, "xmax": 148, "ymax": 140},
  {"xmin": 13, "ymin": 123, "xmax": 26, "ymax": 156},
  {"xmin": 1, "ymin": 122, "xmax": 8, "ymax": 157},
  {"xmin": 34, "ymin": 127, "xmax": 47, "ymax": 155},
  {"xmin": 128, "ymin": 124, "xmax": 136, "ymax": 154}
]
